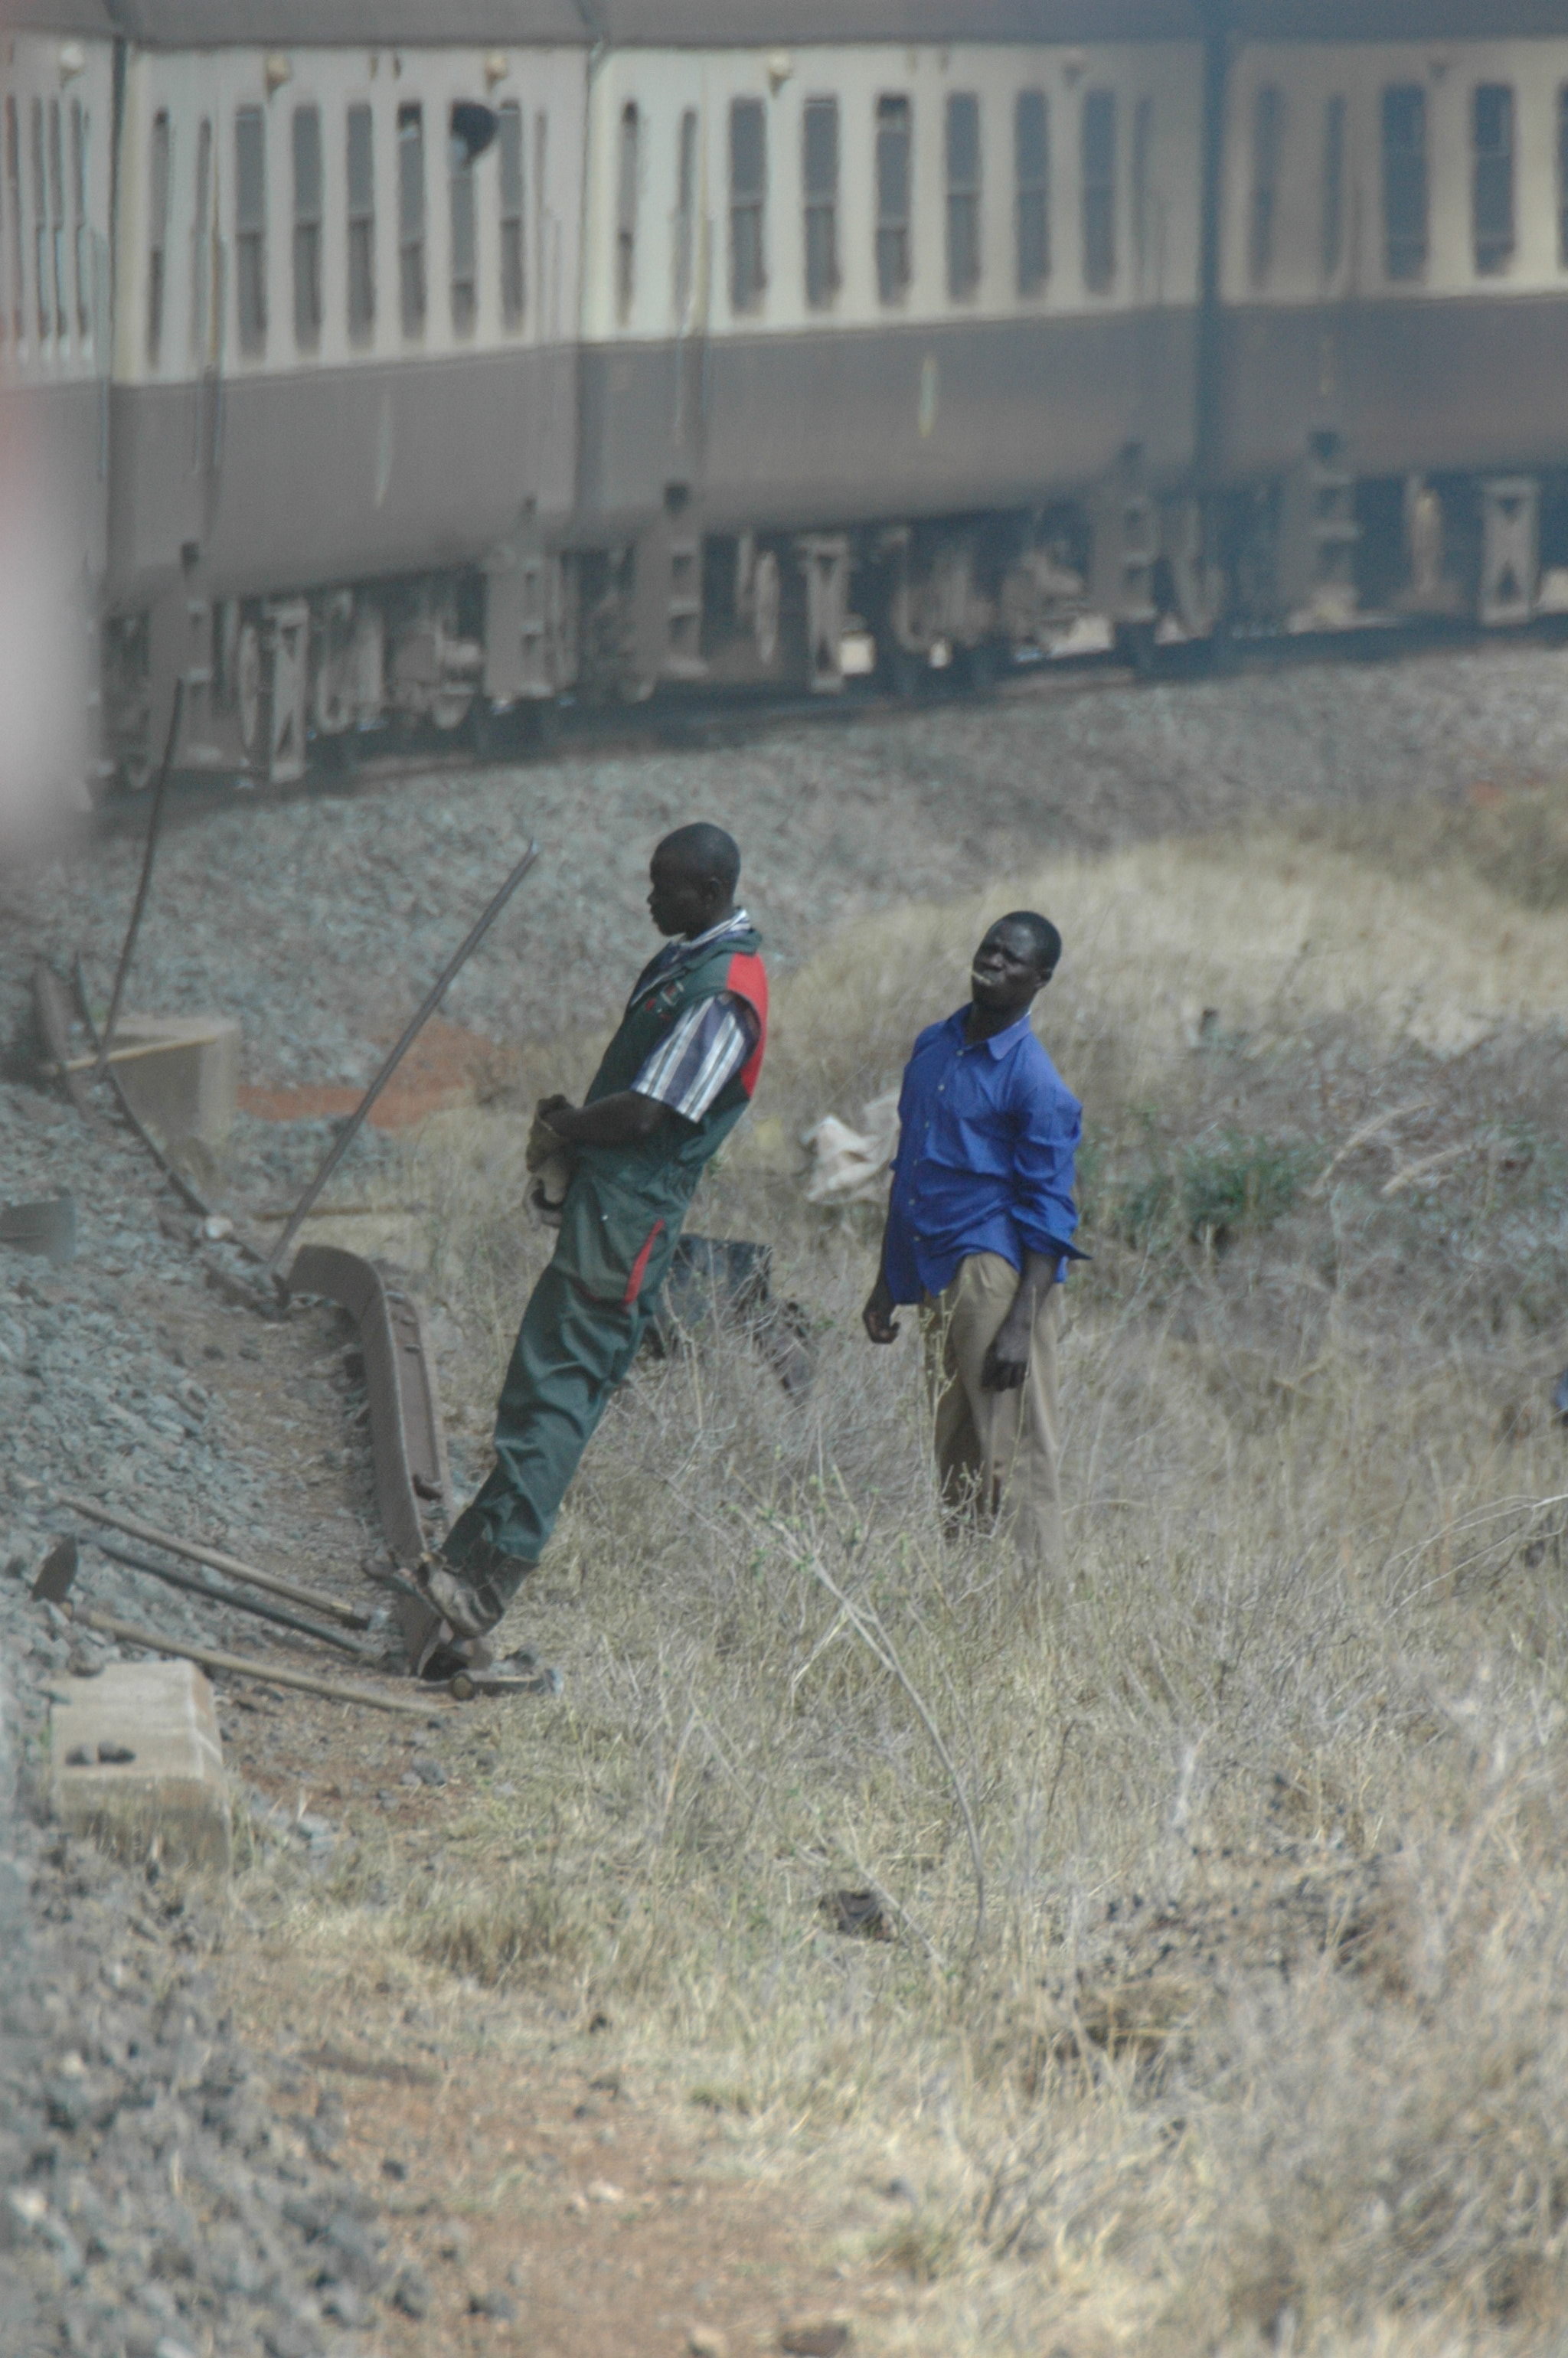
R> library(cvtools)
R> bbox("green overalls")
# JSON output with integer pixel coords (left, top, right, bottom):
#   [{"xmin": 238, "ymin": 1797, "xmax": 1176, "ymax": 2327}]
[{"xmin": 440, "ymin": 923, "xmax": 768, "ymax": 1588}]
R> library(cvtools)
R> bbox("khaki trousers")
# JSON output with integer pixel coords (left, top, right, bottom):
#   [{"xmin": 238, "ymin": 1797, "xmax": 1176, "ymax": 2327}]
[{"xmin": 922, "ymin": 1252, "xmax": 1063, "ymax": 1582}]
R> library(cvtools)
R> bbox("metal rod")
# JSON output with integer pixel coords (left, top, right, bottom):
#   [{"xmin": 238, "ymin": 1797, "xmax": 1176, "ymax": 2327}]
[
  {"xmin": 72, "ymin": 1604, "xmax": 443, "ymax": 1719},
  {"xmin": 264, "ymin": 839, "xmax": 541, "ymax": 1277},
  {"xmin": 13, "ymin": 1475, "xmax": 369, "ymax": 1627},
  {"xmin": 90, "ymin": 676, "xmax": 186, "ymax": 1088},
  {"xmin": 90, "ymin": 1537, "xmax": 373, "ymax": 1659},
  {"xmin": 73, "ymin": 953, "xmax": 240, "ymax": 1234}
]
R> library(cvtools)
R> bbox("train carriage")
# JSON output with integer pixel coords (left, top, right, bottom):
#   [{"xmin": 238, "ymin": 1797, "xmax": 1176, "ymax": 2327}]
[
  {"xmin": 574, "ymin": 1, "xmax": 1208, "ymax": 696},
  {"xmin": 65, "ymin": 0, "xmax": 592, "ymax": 783},
  {"xmin": 13, "ymin": 0, "xmax": 1568, "ymax": 794},
  {"xmin": 0, "ymin": 0, "xmax": 117, "ymax": 794},
  {"xmin": 1214, "ymin": 0, "xmax": 1568, "ymax": 632}
]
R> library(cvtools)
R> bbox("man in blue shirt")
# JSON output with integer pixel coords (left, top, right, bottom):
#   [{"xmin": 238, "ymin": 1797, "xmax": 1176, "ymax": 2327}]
[{"xmin": 863, "ymin": 911, "xmax": 1081, "ymax": 1588}]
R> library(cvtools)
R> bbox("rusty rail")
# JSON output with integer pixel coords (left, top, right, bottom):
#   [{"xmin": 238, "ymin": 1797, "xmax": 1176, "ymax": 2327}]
[
  {"xmin": 285, "ymin": 1242, "xmax": 454, "ymax": 1669},
  {"xmin": 286, "ymin": 1243, "xmax": 453, "ymax": 1563}
]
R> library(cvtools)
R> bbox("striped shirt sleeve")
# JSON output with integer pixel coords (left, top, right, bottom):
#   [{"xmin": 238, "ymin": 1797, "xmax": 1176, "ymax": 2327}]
[{"xmin": 631, "ymin": 991, "xmax": 758, "ymax": 1122}]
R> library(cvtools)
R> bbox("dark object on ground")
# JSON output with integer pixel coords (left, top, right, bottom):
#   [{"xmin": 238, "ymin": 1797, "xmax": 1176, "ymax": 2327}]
[
  {"xmin": 818, "ymin": 1888, "xmax": 893, "ymax": 1941},
  {"xmin": 0, "ymin": 1192, "xmax": 76, "ymax": 1265},
  {"xmin": 779, "ymin": 2324, "xmax": 851, "ymax": 2357},
  {"xmin": 648, "ymin": 1235, "xmax": 815, "ymax": 1394},
  {"xmin": 1555, "ymin": 1367, "xmax": 1568, "ymax": 1422}
]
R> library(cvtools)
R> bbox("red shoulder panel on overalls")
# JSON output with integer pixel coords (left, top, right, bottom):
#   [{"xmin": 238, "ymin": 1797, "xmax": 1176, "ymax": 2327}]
[{"xmin": 724, "ymin": 952, "xmax": 769, "ymax": 1099}]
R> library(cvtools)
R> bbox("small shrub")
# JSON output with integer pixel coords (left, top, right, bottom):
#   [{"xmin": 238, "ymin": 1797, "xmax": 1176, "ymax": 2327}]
[{"xmin": 1105, "ymin": 1125, "xmax": 1318, "ymax": 1252}]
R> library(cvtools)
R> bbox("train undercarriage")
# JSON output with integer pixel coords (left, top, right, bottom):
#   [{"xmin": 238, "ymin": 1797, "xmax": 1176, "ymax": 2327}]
[{"xmin": 100, "ymin": 443, "xmax": 1568, "ymax": 793}]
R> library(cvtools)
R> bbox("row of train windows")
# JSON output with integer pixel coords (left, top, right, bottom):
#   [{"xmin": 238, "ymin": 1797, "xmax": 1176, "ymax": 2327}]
[
  {"xmin": 1251, "ymin": 81, "xmax": 1568, "ymax": 286},
  {"xmin": 146, "ymin": 99, "xmax": 543, "ymax": 362},
  {"xmin": 620, "ymin": 87, "xmax": 1148, "ymax": 321},
  {"xmin": 0, "ymin": 93, "xmax": 93, "ymax": 346}
]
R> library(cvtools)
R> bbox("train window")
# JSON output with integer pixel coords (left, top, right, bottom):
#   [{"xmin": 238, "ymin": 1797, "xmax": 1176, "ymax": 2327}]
[
  {"xmin": 616, "ymin": 101, "xmax": 639, "ymax": 323},
  {"xmin": 70, "ymin": 100, "xmax": 89, "ymax": 340},
  {"xmin": 1381, "ymin": 84, "xmax": 1426, "ymax": 283},
  {"xmin": 499, "ymin": 100, "xmax": 524, "ymax": 330},
  {"xmin": 1560, "ymin": 90, "xmax": 1568, "ymax": 269},
  {"xmin": 535, "ymin": 109, "xmax": 549, "ymax": 328},
  {"xmin": 1132, "ymin": 96, "xmax": 1152, "ymax": 287},
  {"xmin": 47, "ymin": 100, "xmax": 66, "ymax": 337},
  {"xmin": 876, "ymin": 95, "xmax": 911, "ymax": 303},
  {"xmin": 730, "ymin": 97, "xmax": 766, "ymax": 313},
  {"xmin": 673, "ymin": 107, "xmax": 697, "ymax": 319},
  {"xmin": 31, "ymin": 100, "xmax": 48, "ymax": 341},
  {"xmin": 397, "ymin": 103, "xmax": 426, "ymax": 336},
  {"xmin": 1082, "ymin": 90, "xmax": 1115, "ymax": 293},
  {"xmin": 946, "ymin": 95, "xmax": 981, "ymax": 301},
  {"xmin": 1472, "ymin": 85, "xmax": 1514, "ymax": 276},
  {"xmin": 803, "ymin": 97, "xmax": 838, "ymax": 309},
  {"xmin": 292, "ymin": 107, "xmax": 322, "ymax": 350},
  {"xmin": 147, "ymin": 110, "xmax": 170, "ymax": 362},
  {"xmin": 6, "ymin": 99, "xmax": 21, "ymax": 342},
  {"xmin": 450, "ymin": 112, "xmax": 478, "ymax": 335},
  {"xmin": 189, "ymin": 119, "xmax": 212, "ymax": 361},
  {"xmin": 347, "ymin": 104, "xmax": 375, "ymax": 343},
  {"xmin": 1250, "ymin": 85, "xmax": 1282, "ymax": 287},
  {"xmin": 235, "ymin": 106, "xmax": 267, "ymax": 354},
  {"xmin": 1015, "ymin": 90, "xmax": 1048, "ymax": 296},
  {"xmin": 1321, "ymin": 95, "xmax": 1346, "ymax": 281}
]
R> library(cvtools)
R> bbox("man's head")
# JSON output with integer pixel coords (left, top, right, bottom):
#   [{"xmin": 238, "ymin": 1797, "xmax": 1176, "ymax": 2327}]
[
  {"xmin": 648, "ymin": 822, "xmax": 742, "ymax": 939},
  {"xmin": 969, "ymin": 910, "xmax": 1061, "ymax": 1023}
]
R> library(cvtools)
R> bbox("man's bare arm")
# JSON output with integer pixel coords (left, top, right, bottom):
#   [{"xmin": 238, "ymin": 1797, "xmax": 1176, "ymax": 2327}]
[
  {"xmin": 541, "ymin": 1091, "xmax": 675, "ymax": 1150},
  {"xmin": 980, "ymin": 1248, "xmax": 1062, "ymax": 1391},
  {"xmin": 861, "ymin": 1207, "xmax": 901, "ymax": 1344}
]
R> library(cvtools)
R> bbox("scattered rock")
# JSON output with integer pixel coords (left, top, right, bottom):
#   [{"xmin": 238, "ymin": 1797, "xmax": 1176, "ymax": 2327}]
[
  {"xmin": 779, "ymin": 2324, "xmax": 851, "ymax": 2358},
  {"xmin": 469, "ymin": 2288, "xmax": 518, "ymax": 2320}
]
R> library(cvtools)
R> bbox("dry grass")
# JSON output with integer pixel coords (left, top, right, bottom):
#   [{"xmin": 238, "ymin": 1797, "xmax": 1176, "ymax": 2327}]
[{"xmin": 245, "ymin": 825, "xmax": 1568, "ymax": 2354}]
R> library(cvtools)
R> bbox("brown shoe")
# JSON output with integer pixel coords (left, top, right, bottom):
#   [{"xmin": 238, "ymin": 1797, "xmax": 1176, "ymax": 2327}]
[{"xmin": 412, "ymin": 1542, "xmax": 533, "ymax": 1640}]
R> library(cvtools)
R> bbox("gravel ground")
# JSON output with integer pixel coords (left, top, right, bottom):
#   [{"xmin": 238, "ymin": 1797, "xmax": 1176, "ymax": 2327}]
[
  {"xmin": 7, "ymin": 642, "xmax": 1568, "ymax": 1093},
  {"xmin": 0, "ymin": 1076, "xmax": 396, "ymax": 2358}
]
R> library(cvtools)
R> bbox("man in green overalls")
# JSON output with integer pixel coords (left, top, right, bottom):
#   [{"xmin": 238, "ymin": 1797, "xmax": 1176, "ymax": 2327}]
[{"xmin": 412, "ymin": 823, "xmax": 768, "ymax": 1641}]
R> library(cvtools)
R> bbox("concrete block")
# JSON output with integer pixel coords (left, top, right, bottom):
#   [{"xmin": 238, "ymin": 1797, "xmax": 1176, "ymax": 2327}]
[
  {"xmin": 112, "ymin": 1013, "xmax": 240, "ymax": 1147},
  {"xmin": 50, "ymin": 1661, "xmax": 230, "ymax": 1875}
]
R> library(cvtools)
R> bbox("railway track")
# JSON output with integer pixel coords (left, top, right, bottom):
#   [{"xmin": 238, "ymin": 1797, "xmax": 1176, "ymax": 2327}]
[{"xmin": 93, "ymin": 608, "xmax": 1568, "ymax": 838}]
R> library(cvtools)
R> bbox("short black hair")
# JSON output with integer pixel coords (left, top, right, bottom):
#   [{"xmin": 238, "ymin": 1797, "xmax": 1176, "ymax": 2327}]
[
  {"xmin": 655, "ymin": 822, "xmax": 741, "ymax": 895},
  {"xmin": 995, "ymin": 910, "xmax": 1062, "ymax": 976}
]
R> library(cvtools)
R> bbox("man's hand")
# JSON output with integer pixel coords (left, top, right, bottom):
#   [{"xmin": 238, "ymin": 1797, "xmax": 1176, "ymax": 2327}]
[
  {"xmin": 862, "ymin": 1272, "xmax": 901, "ymax": 1345},
  {"xmin": 981, "ymin": 1311, "xmax": 1031, "ymax": 1391},
  {"xmin": 525, "ymin": 1095, "xmax": 576, "ymax": 1173}
]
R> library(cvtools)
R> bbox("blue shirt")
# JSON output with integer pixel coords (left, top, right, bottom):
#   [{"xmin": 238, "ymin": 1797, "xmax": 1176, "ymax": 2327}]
[{"xmin": 883, "ymin": 1007, "xmax": 1082, "ymax": 1305}]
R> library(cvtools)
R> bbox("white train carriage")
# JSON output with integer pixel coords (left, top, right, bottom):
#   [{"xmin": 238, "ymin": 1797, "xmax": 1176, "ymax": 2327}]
[
  {"xmin": 0, "ymin": 0, "xmax": 117, "ymax": 782},
  {"xmin": 1214, "ymin": 0, "xmax": 1568, "ymax": 632},
  {"xmin": 571, "ymin": 2, "xmax": 1207, "ymax": 697},
  {"xmin": 100, "ymin": 0, "xmax": 590, "ymax": 783}
]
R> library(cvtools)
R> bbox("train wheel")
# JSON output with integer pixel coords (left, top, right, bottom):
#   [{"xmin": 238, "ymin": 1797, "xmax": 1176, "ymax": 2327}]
[
  {"xmin": 1113, "ymin": 621, "xmax": 1155, "ymax": 678},
  {"xmin": 958, "ymin": 640, "xmax": 1001, "ymax": 697},
  {"xmin": 880, "ymin": 641, "xmax": 923, "ymax": 700}
]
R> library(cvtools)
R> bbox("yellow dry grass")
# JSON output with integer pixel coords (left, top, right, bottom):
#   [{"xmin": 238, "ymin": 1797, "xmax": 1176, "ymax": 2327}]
[{"xmin": 245, "ymin": 819, "xmax": 1568, "ymax": 2356}]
